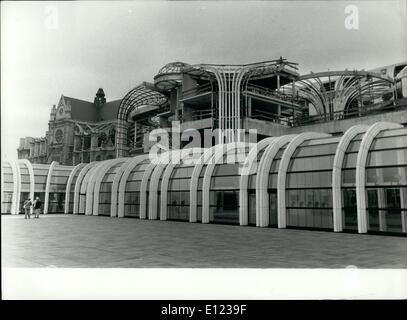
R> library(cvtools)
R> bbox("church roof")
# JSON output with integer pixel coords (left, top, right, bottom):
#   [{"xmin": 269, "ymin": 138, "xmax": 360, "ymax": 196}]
[
  {"xmin": 63, "ymin": 96, "xmax": 97, "ymax": 122},
  {"xmin": 61, "ymin": 94, "xmax": 121, "ymax": 122},
  {"xmin": 99, "ymin": 99, "xmax": 121, "ymax": 121}
]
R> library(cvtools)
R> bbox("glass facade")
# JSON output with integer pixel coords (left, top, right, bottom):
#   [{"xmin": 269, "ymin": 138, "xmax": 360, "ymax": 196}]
[
  {"xmin": 168, "ymin": 164, "xmax": 194, "ymax": 221},
  {"xmin": 32, "ymin": 166, "xmax": 48, "ymax": 213},
  {"xmin": 341, "ymin": 133, "xmax": 364, "ymax": 231},
  {"xmin": 207, "ymin": 150, "xmax": 249, "ymax": 225},
  {"xmin": 98, "ymin": 162, "xmax": 126, "ymax": 216},
  {"xmin": 2, "ymin": 124, "xmax": 407, "ymax": 236},
  {"xmin": 19, "ymin": 163, "xmax": 32, "ymax": 212},
  {"xmin": 48, "ymin": 166, "xmax": 71, "ymax": 213},
  {"xmin": 67, "ymin": 169, "xmax": 82, "ymax": 213},
  {"xmin": 286, "ymin": 138, "xmax": 338, "ymax": 229},
  {"xmin": 267, "ymin": 147, "xmax": 285, "ymax": 226},
  {"xmin": 365, "ymin": 129, "xmax": 407, "ymax": 233},
  {"xmin": 1, "ymin": 163, "xmax": 14, "ymax": 213},
  {"xmin": 124, "ymin": 160, "xmax": 150, "ymax": 217},
  {"xmin": 195, "ymin": 164, "xmax": 207, "ymax": 222}
]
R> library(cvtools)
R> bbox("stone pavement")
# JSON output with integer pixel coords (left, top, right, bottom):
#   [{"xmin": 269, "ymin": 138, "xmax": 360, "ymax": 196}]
[{"xmin": 2, "ymin": 214, "xmax": 407, "ymax": 268}]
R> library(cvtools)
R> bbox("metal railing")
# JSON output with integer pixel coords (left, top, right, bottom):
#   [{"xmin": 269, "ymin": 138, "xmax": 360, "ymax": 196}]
[
  {"xmin": 250, "ymin": 110, "xmax": 294, "ymax": 126},
  {"xmin": 180, "ymin": 109, "xmax": 213, "ymax": 122},
  {"xmin": 293, "ymin": 99, "xmax": 406, "ymax": 126},
  {"xmin": 182, "ymin": 83, "xmax": 212, "ymax": 99},
  {"xmin": 245, "ymin": 83, "xmax": 302, "ymax": 105}
]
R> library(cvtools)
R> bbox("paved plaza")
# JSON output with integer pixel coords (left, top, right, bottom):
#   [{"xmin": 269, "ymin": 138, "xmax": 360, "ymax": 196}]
[{"xmin": 2, "ymin": 214, "xmax": 407, "ymax": 268}]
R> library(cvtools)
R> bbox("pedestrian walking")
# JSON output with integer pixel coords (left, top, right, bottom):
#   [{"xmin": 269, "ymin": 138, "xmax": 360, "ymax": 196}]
[
  {"xmin": 23, "ymin": 197, "xmax": 32, "ymax": 219},
  {"xmin": 33, "ymin": 197, "xmax": 42, "ymax": 219}
]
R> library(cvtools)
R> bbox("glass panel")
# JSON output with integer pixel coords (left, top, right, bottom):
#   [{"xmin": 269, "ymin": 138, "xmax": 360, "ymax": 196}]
[
  {"xmin": 269, "ymin": 190, "xmax": 277, "ymax": 226},
  {"xmin": 371, "ymin": 135, "xmax": 407, "ymax": 150},
  {"xmin": 213, "ymin": 163, "xmax": 240, "ymax": 176},
  {"xmin": 286, "ymin": 208, "xmax": 333, "ymax": 229},
  {"xmin": 343, "ymin": 189, "xmax": 357, "ymax": 230},
  {"xmin": 295, "ymin": 143, "xmax": 338, "ymax": 157},
  {"xmin": 367, "ymin": 149, "xmax": 407, "ymax": 167},
  {"xmin": 342, "ymin": 169, "xmax": 355, "ymax": 185},
  {"xmin": 47, "ymin": 192, "xmax": 65, "ymax": 213},
  {"xmin": 211, "ymin": 176, "xmax": 239, "ymax": 189},
  {"xmin": 210, "ymin": 191, "xmax": 239, "ymax": 224},
  {"xmin": 248, "ymin": 192, "xmax": 256, "ymax": 225},
  {"xmin": 367, "ymin": 189, "xmax": 379, "ymax": 231}
]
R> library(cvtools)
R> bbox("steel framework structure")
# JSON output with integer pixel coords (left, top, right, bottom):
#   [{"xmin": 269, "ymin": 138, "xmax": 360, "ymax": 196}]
[
  {"xmin": 285, "ymin": 70, "xmax": 396, "ymax": 120},
  {"xmin": 115, "ymin": 83, "xmax": 168, "ymax": 157},
  {"xmin": 184, "ymin": 58, "xmax": 299, "ymax": 143}
]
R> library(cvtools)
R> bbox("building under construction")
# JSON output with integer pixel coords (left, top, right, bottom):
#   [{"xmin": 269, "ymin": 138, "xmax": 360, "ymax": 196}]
[{"xmin": 5, "ymin": 58, "xmax": 407, "ymax": 236}]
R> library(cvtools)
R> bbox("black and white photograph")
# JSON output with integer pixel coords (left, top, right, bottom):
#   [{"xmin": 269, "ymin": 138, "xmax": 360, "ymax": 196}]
[{"xmin": 1, "ymin": 0, "xmax": 407, "ymax": 303}]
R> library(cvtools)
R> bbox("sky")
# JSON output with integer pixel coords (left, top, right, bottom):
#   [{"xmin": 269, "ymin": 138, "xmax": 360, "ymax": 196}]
[{"xmin": 1, "ymin": 0, "xmax": 406, "ymax": 160}]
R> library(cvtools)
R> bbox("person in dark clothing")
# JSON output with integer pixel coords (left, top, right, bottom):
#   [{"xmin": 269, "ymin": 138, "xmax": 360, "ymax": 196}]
[{"xmin": 33, "ymin": 197, "xmax": 42, "ymax": 219}]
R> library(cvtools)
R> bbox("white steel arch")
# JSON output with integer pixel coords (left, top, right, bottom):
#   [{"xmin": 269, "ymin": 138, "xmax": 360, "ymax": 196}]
[
  {"xmin": 256, "ymin": 135, "xmax": 297, "ymax": 227},
  {"xmin": 79, "ymin": 160, "xmax": 105, "ymax": 215},
  {"xmin": 355, "ymin": 122, "xmax": 403, "ymax": 233},
  {"xmin": 148, "ymin": 152, "xmax": 176, "ymax": 220},
  {"xmin": 139, "ymin": 161, "xmax": 160, "ymax": 219},
  {"xmin": 189, "ymin": 145, "xmax": 221, "ymax": 222},
  {"xmin": 3, "ymin": 160, "xmax": 19, "ymax": 215},
  {"xmin": 239, "ymin": 137, "xmax": 276, "ymax": 226},
  {"xmin": 44, "ymin": 161, "xmax": 58, "ymax": 214},
  {"xmin": 113, "ymin": 155, "xmax": 148, "ymax": 218},
  {"xmin": 1, "ymin": 161, "xmax": 8, "ymax": 214},
  {"xmin": 73, "ymin": 162, "xmax": 97, "ymax": 214},
  {"xmin": 91, "ymin": 158, "xmax": 129, "ymax": 216},
  {"xmin": 18, "ymin": 159, "xmax": 35, "ymax": 212},
  {"xmin": 64, "ymin": 163, "xmax": 86, "ymax": 214},
  {"xmin": 202, "ymin": 142, "xmax": 248, "ymax": 224},
  {"xmin": 277, "ymin": 132, "xmax": 331, "ymax": 228},
  {"xmin": 160, "ymin": 148, "xmax": 204, "ymax": 221},
  {"xmin": 110, "ymin": 157, "xmax": 135, "ymax": 217},
  {"xmin": 15, "ymin": 160, "xmax": 22, "ymax": 215},
  {"xmin": 332, "ymin": 125, "xmax": 368, "ymax": 232}
]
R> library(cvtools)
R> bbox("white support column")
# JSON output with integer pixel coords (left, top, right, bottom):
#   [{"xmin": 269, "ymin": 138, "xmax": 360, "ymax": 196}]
[
  {"xmin": 16, "ymin": 159, "xmax": 35, "ymax": 214},
  {"xmin": 205, "ymin": 67, "xmax": 224, "ymax": 144},
  {"xmin": 5, "ymin": 160, "xmax": 20, "ymax": 215},
  {"xmin": 77, "ymin": 163, "xmax": 100, "ymax": 214},
  {"xmin": 19, "ymin": 159, "xmax": 35, "ymax": 204},
  {"xmin": 84, "ymin": 160, "xmax": 110, "ymax": 216},
  {"xmin": 73, "ymin": 162, "xmax": 96, "ymax": 214},
  {"xmin": 64, "ymin": 163, "xmax": 86, "ymax": 214},
  {"xmin": 15, "ymin": 161, "xmax": 22, "ymax": 214},
  {"xmin": 112, "ymin": 155, "xmax": 147, "ymax": 218},
  {"xmin": 44, "ymin": 161, "xmax": 58, "ymax": 214},
  {"xmin": 256, "ymin": 135, "xmax": 297, "ymax": 227},
  {"xmin": 139, "ymin": 162, "xmax": 159, "ymax": 219},
  {"xmin": 189, "ymin": 146, "xmax": 218, "ymax": 222},
  {"xmin": 91, "ymin": 158, "xmax": 128, "ymax": 216},
  {"xmin": 277, "ymin": 132, "xmax": 331, "ymax": 229},
  {"xmin": 355, "ymin": 122, "xmax": 403, "ymax": 233},
  {"xmin": 148, "ymin": 152, "xmax": 172, "ymax": 220},
  {"xmin": 332, "ymin": 125, "xmax": 368, "ymax": 232},
  {"xmin": 239, "ymin": 138, "xmax": 275, "ymax": 225},
  {"xmin": 160, "ymin": 148, "xmax": 203, "ymax": 221},
  {"xmin": 202, "ymin": 143, "xmax": 246, "ymax": 224}
]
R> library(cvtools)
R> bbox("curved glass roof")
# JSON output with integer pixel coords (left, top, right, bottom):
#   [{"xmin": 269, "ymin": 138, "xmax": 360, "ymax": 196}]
[{"xmin": 156, "ymin": 62, "xmax": 190, "ymax": 76}]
